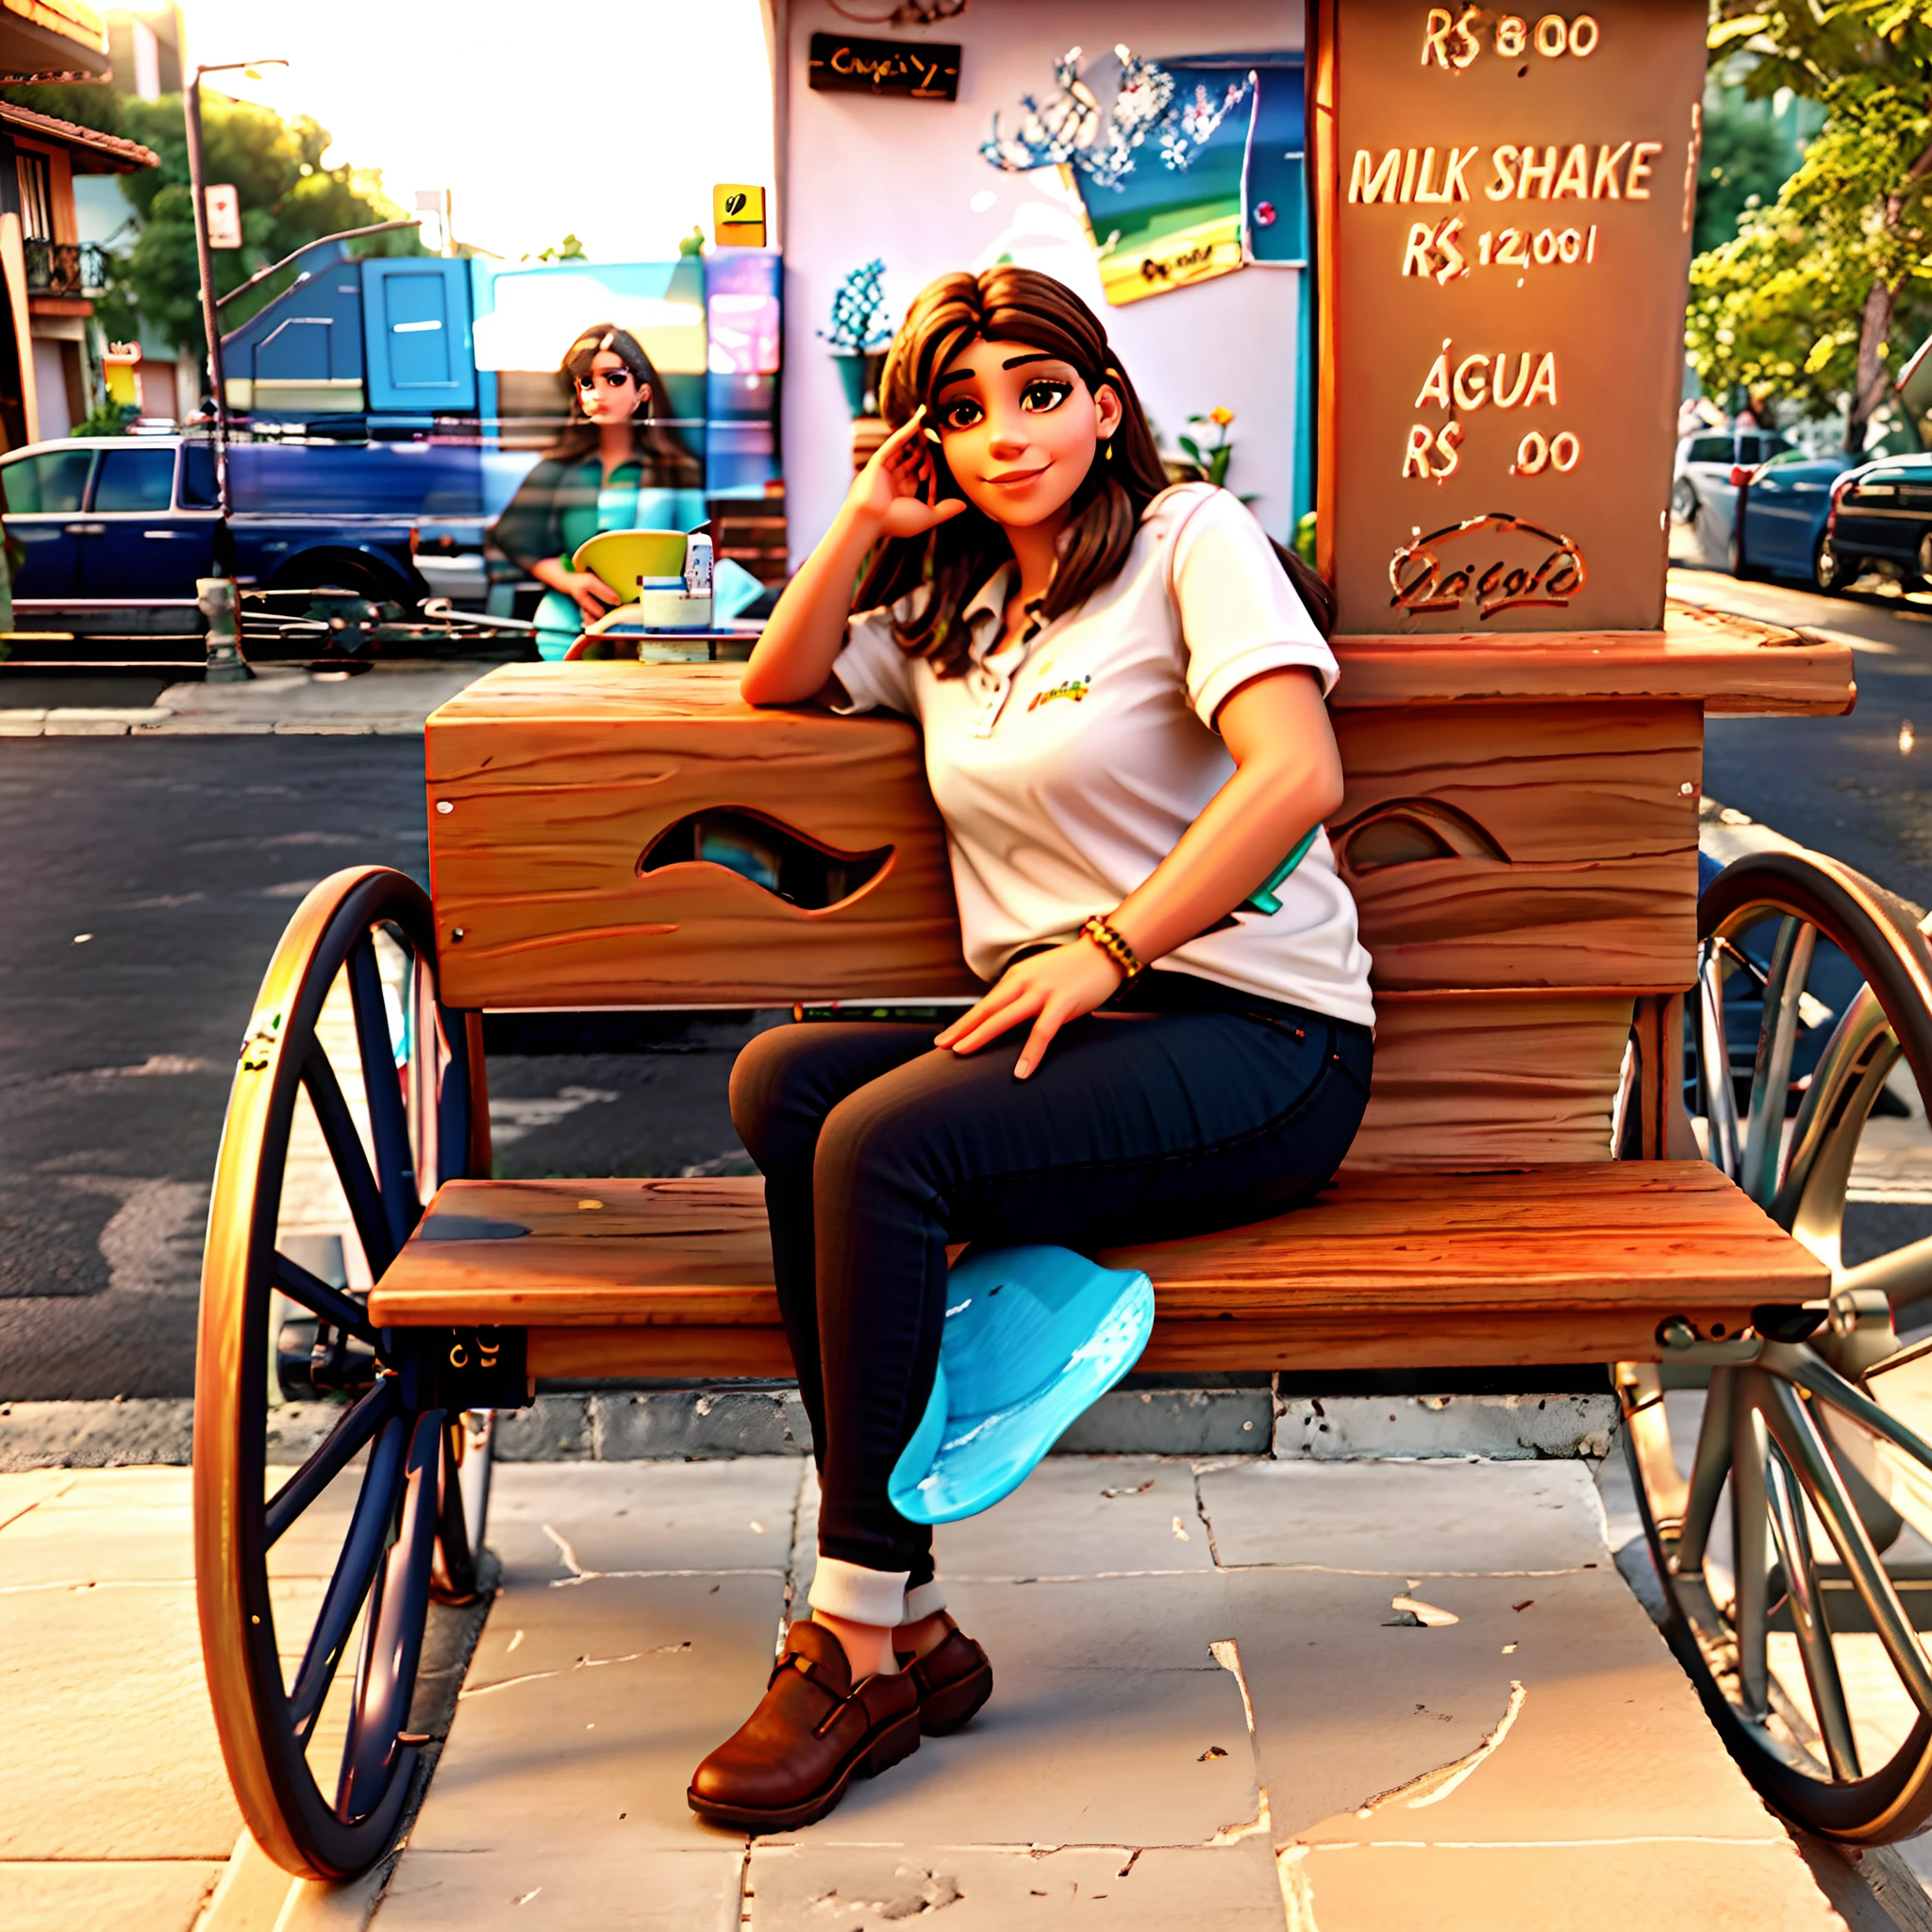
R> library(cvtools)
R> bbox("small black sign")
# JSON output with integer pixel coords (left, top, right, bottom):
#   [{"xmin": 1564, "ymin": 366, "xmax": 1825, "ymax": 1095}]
[{"xmin": 808, "ymin": 31, "xmax": 960, "ymax": 102}]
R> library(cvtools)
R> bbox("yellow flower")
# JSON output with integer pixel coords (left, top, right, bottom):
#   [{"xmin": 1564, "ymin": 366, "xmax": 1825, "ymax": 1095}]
[{"xmin": 1208, "ymin": 406, "xmax": 1234, "ymax": 426}]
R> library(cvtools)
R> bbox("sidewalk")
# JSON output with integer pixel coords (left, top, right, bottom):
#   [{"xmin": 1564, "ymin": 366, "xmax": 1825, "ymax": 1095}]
[
  {"xmin": 0, "ymin": 661, "xmax": 497, "ymax": 738},
  {"xmin": 1, "ymin": 1453, "xmax": 1904, "ymax": 1932}
]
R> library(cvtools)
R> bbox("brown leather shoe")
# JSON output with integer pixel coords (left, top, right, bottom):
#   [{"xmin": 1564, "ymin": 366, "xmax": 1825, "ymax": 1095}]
[
  {"xmin": 896, "ymin": 1620, "xmax": 993, "ymax": 1735},
  {"xmin": 687, "ymin": 1619, "xmax": 921, "ymax": 1831}
]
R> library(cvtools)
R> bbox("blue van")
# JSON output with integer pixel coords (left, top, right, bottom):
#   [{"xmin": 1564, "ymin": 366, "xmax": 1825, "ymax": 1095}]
[{"xmin": 0, "ymin": 433, "xmax": 535, "ymax": 636}]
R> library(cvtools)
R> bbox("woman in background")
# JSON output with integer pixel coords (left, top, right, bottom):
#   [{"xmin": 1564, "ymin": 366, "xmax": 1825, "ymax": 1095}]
[{"xmin": 491, "ymin": 323, "xmax": 704, "ymax": 659}]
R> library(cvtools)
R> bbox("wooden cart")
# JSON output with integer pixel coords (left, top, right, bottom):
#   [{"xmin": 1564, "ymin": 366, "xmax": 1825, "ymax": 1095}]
[{"xmin": 188, "ymin": 0, "xmax": 1932, "ymax": 1881}]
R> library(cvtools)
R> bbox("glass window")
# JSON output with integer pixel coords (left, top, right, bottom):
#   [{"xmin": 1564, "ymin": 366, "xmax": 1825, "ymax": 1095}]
[
  {"xmin": 92, "ymin": 445, "xmax": 176, "ymax": 512},
  {"xmin": 15, "ymin": 150, "xmax": 52, "ymax": 242},
  {"xmin": 1689, "ymin": 436, "xmax": 1731, "ymax": 463},
  {"xmin": 179, "ymin": 441, "xmax": 218, "ymax": 508},
  {"xmin": 1, "ymin": 447, "xmax": 94, "ymax": 513}
]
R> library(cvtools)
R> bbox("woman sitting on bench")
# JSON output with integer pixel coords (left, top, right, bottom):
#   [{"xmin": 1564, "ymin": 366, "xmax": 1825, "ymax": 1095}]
[{"xmin": 689, "ymin": 266, "xmax": 1374, "ymax": 1830}]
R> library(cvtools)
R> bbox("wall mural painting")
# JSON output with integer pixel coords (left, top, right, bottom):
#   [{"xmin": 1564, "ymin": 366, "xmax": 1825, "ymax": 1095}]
[{"xmin": 981, "ymin": 47, "xmax": 1306, "ymax": 307}]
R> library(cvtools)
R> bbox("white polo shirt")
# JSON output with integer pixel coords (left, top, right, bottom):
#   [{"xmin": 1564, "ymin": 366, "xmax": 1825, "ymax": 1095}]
[{"xmin": 832, "ymin": 484, "xmax": 1374, "ymax": 1028}]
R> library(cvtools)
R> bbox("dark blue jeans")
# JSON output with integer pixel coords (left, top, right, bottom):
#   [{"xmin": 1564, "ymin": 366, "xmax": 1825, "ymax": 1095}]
[{"xmin": 728, "ymin": 991, "xmax": 1372, "ymax": 1586}]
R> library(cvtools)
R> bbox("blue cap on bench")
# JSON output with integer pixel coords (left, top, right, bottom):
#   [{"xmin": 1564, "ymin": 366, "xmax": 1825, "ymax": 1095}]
[{"xmin": 888, "ymin": 1245, "xmax": 1154, "ymax": 1525}]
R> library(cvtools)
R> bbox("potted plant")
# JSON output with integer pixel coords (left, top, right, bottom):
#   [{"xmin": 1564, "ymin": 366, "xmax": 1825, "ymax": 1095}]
[{"xmin": 822, "ymin": 259, "xmax": 893, "ymax": 417}]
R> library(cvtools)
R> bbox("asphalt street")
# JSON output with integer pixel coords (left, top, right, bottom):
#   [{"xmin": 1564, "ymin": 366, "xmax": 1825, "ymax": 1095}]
[
  {"xmin": 0, "ymin": 734, "xmax": 755, "ymax": 1400},
  {"xmin": 1678, "ymin": 553, "xmax": 1932, "ymax": 910}
]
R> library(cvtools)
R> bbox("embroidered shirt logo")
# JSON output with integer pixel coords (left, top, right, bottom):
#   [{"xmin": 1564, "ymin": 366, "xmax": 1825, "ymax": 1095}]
[{"xmin": 1027, "ymin": 675, "xmax": 1092, "ymax": 713}]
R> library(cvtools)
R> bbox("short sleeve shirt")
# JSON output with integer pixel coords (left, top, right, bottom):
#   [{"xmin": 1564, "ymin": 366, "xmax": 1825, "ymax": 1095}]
[{"xmin": 831, "ymin": 485, "xmax": 1374, "ymax": 1027}]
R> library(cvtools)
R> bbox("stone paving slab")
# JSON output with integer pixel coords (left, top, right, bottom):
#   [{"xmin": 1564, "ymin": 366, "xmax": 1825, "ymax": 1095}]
[
  {"xmin": 745, "ymin": 1840, "xmax": 1285, "ymax": 1927},
  {"xmin": 0, "ymin": 1456, "xmax": 1894, "ymax": 1932},
  {"xmin": 0, "ymin": 1858, "xmax": 226, "ymax": 1931}
]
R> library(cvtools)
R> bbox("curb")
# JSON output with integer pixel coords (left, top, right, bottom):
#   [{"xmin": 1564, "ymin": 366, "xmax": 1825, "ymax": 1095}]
[{"xmin": 0, "ymin": 1383, "xmax": 1619, "ymax": 1471}]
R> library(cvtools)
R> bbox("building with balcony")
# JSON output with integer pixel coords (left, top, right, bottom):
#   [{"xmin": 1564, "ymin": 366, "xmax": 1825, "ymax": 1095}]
[
  {"xmin": 0, "ymin": 4, "xmax": 158, "ymax": 446},
  {"xmin": 0, "ymin": 96, "xmax": 155, "ymax": 442}
]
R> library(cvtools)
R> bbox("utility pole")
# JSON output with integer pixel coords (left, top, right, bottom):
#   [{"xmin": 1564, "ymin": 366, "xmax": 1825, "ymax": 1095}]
[{"xmin": 185, "ymin": 57, "xmax": 285, "ymax": 680}]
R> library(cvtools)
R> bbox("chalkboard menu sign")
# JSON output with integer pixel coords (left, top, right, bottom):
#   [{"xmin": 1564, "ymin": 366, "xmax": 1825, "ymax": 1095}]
[
  {"xmin": 808, "ymin": 32, "xmax": 961, "ymax": 102},
  {"xmin": 1312, "ymin": 0, "xmax": 1707, "ymax": 634}
]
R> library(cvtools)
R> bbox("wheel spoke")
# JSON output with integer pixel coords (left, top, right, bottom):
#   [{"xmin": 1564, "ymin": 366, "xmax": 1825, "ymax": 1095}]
[
  {"xmin": 1774, "ymin": 985, "xmax": 1896, "ymax": 1241},
  {"xmin": 286, "ymin": 1410, "xmax": 408, "ymax": 1741},
  {"xmin": 1741, "ymin": 918, "xmax": 1817, "ymax": 1207},
  {"xmin": 302, "ymin": 1049, "xmax": 395, "ymax": 1279},
  {"xmin": 274, "ymin": 1249, "xmax": 378, "ymax": 1350},
  {"xmin": 1731, "ymin": 1377, "xmax": 1773, "ymax": 1722},
  {"xmin": 1764, "ymin": 1442, "xmax": 1862, "ymax": 1778},
  {"xmin": 337, "ymin": 1408, "xmax": 442, "ymax": 1822},
  {"xmin": 346, "ymin": 936, "xmax": 419, "ymax": 1255},
  {"xmin": 1622, "ymin": 1365, "xmax": 1688, "ymax": 1526},
  {"xmin": 1843, "ymin": 1235, "xmax": 1932, "ymax": 1318},
  {"xmin": 1761, "ymin": 1374, "xmax": 1932, "ymax": 1718},
  {"xmin": 264, "ymin": 1380, "xmax": 392, "ymax": 1551},
  {"xmin": 1698, "ymin": 941, "xmax": 1741, "ymax": 1178},
  {"xmin": 1783, "ymin": 1348, "xmax": 1932, "ymax": 1476},
  {"xmin": 1675, "ymin": 1368, "xmax": 1736, "ymax": 1574}
]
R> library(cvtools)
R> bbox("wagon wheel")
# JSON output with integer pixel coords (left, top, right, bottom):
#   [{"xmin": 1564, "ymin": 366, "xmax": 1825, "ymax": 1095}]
[
  {"xmin": 193, "ymin": 866, "xmax": 492, "ymax": 1878},
  {"xmin": 1619, "ymin": 847, "xmax": 1932, "ymax": 1841}
]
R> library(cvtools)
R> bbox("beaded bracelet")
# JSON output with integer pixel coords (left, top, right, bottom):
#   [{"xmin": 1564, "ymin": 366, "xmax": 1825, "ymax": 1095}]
[{"xmin": 1078, "ymin": 914, "xmax": 1143, "ymax": 982}]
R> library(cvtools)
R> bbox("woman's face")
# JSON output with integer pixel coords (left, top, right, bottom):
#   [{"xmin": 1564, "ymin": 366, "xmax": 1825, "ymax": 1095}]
[
  {"xmin": 929, "ymin": 337, "xmax": 1123, "ymax": 530},
  {"xmin": 577, "ymin": 348, "xmax": 647, "ymax": 425}
]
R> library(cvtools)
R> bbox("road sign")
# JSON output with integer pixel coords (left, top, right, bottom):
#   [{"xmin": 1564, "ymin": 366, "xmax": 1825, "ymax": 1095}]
[{"xmin": 205, "ymin": 183, "xmax": 242, "ymax": 250}]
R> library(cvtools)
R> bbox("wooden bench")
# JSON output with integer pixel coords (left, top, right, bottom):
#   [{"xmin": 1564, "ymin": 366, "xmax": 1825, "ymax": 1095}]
[
  {"xmin": 384, "ymin": 601, "xmax": 1852, "ymax": 1379},
  {"xmin": 369, "ymin": 1162, "xmax": 1824, "ymax": 1377}
]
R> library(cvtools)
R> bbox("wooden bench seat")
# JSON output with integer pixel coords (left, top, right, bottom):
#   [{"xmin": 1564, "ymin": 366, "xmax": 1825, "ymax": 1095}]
[{"xmin": 366, "ymin": 1161, "xmax": 1827, "ymax": 1379}]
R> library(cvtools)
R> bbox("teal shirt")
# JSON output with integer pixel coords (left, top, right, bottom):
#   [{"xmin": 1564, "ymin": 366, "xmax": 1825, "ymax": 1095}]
[{"xmin": 492, "ymin": 451, "xmax": 707, "ymax": 660}]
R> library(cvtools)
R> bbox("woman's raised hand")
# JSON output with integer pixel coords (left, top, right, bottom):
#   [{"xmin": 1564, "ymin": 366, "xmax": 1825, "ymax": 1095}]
[{"xmin": 849, "ymin": 408, "xmax": 967, "ymax": 541}]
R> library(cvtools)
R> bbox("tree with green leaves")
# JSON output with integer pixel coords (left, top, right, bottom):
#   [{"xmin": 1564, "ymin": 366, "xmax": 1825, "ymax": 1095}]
[
  {"xmin": 3, "ymin": 81, "xmax": 420, "ymax": 375},
  {"xmin": 1690, "ymin": 2, "xmax": 1932, "ymax": 450}
]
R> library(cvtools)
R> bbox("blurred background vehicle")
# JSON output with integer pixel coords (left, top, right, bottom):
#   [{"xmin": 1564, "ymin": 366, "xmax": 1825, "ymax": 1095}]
[
  {"xmin": 1726, "ymin": 447, "xmax": 1857, "ymax": 588},
  {"xmin": 1818, "ymin": 452, "xmax": 1932, "ymax": 594},
  {"xmin": 0, "ymin": 433, "xmax": 538, "ymax": 641}
]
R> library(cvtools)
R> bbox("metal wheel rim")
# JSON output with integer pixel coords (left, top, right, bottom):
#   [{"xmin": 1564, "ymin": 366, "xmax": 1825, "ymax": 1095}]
[
  {"xmin": 1620, "ymin": 849, "xmax": 1932, "ymax": 1841},
  {"xmin": 192, "ymin": 866, "xmax": 485, "ymax": 1877}
]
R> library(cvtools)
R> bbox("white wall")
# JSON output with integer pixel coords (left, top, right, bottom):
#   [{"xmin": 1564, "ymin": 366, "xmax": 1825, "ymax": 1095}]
[
  {"xmin": 32, "ymin": 338, "xmax": 69, "ymax": 438},
  {"xmin": 779, "ymin": 0, "xmax": 1304, "ymax": 569}
]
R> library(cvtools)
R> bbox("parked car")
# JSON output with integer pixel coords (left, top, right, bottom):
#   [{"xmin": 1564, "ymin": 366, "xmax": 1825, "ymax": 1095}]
[
  {"xmin": 0, "ymin": 434, "xmax": 537, "ymax": 639},
  {"xmin": 1673, "ymin": 425, "xmax": 1793, "ymax": 525},
  {"xmin": 1819, "ymin": 452, "xmax": 1932, "ymax": 592},
  {"xmin": 1728, "ymin": 448, "xmax": 1857, "ymax": 588}
]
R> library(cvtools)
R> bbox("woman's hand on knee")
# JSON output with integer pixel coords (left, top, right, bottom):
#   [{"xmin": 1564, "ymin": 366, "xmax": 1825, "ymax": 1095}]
[{"xmin": 934, "ymin": 941, "xmax": 1124, "ymax": 1078}]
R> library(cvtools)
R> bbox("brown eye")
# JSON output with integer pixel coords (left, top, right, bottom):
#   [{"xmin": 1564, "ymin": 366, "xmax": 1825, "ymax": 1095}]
[
  {"xmin": 1020, "ymin": 379, "xmax": 1074, "ymax": 414},
  {"xmin": 941, "ymin": 397, "xmax": 983, "ymax": 431}
]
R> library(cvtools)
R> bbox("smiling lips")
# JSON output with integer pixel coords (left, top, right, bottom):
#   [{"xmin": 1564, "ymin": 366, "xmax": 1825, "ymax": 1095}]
[{"xmin": 985, "ymin": 464, "xmax": 1051, "ymax": 487}]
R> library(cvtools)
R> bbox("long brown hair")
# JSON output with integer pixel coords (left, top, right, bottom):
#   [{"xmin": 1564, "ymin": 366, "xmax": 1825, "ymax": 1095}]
[
  {"xmin": 856, "ymin": 267, "xmax": 1171, "ymax": 678},
  {"xmin": 544, "ymin": 323, "xmax": 702, "ymax": 487}
]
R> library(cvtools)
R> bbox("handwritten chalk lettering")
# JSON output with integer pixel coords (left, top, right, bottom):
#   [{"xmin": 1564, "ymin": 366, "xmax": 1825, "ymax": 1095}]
[
  {"xmin": 1415, "ymin": 347, "xmax": 1557, "ymax": 412},
  {"xmin": 1476, "ymin": 144, "xmax": 1658, "ymax": 202},
  {"xmin": 1422, "ymin": 6, "xmax": 1482, "ymax": 69},
  {"xmin": 1484, "ymin": 12, "xmax": 1596, "ymax": 60},
  {"xmin": 1401, "ymin": 216, "xmax": 1469, "ymax": 281},
  {"xmin": 1515, "ymin": 430, "xmax": 1550, "ymax": 475},
  {"xmin": 1427, "ymin": 221, "xmax": 1597, "ymax": 275},
  {"xmin": 1551, "ymin": 430, "xmax": 1582, "ymax": 470},
  {"xmin": 1390, "ymin": 512, "xmax": 1587, "ymax": 619},
  {"xmin": 1345, "ymin": 145, "xmax": 1477, "ymax": 204},
  {"xmin": 1402, "ymin": 422, "xmax": 1464, "ymax": 479}
]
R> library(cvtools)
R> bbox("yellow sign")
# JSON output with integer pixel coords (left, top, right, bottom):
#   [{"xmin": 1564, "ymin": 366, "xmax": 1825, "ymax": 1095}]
[{"xmin": 712, "ymin": 183, "xmax": 767, "ymax": 249}]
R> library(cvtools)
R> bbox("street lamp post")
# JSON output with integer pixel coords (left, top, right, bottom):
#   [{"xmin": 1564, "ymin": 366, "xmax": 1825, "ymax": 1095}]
[{"xmin": 186, "ymin": 58, "xmax": 285, "ymax": 681}]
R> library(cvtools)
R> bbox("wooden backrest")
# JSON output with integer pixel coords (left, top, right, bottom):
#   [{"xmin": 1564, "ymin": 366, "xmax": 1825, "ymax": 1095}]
[{"xmin": 424, "ymin": 608, "xmax": 1851, "ymax": 1172}]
